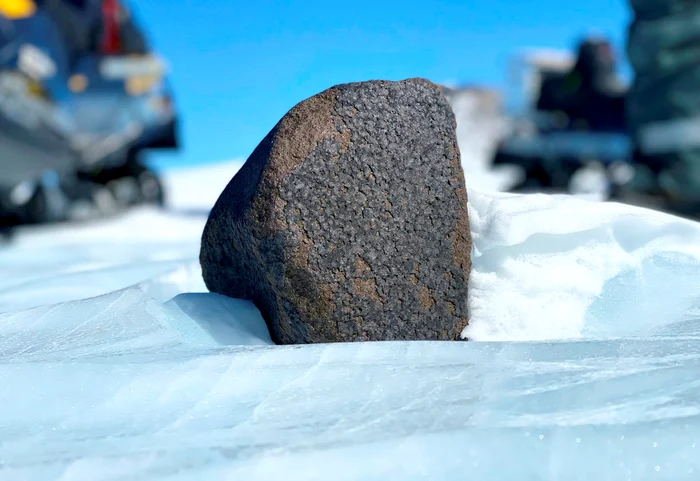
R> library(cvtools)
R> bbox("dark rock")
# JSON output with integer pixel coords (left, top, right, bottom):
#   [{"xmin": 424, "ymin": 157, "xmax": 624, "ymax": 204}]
[{"xmin": 200, "ymin": 78, "xmax": 472, "ymax": 344}]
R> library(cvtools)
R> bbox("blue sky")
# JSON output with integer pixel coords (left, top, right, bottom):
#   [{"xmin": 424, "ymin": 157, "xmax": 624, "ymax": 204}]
[{"xmin": 131, "ymin": 0, "xmax": 632, "ymax": 168}]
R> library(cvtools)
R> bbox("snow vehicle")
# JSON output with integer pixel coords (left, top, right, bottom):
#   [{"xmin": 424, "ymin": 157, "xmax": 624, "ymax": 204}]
[
  {"xmin": 0, "ymin": 0, "xmax": 179, "ymax": 231},
  {"xmin": 492, "ymin": 40, "xmax": 635, "ymax": 198},
  {"xmin": 608, "ymin": 0, "xmax": 700, "ymax": 221}
]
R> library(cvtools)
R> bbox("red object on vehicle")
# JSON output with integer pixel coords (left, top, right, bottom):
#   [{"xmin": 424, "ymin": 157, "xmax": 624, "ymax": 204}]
[{"xmin": 101, "ymin": 0, "xmax": 122, "ymax": 54}]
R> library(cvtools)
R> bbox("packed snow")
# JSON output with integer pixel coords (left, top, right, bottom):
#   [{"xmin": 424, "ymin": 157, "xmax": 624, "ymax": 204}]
[{"xmin": 2, "ymin": 97, "xmax": 700, "ymax": 479}]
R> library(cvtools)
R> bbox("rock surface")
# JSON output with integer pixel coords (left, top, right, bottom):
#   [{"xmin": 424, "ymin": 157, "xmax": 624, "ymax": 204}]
[{"xmin": 200, "ymin": 78, "xmax": 472, "ymax": 344}]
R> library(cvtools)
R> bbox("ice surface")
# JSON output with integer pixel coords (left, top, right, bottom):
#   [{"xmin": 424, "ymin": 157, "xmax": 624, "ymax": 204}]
[
  {"xmin": 2, "ymin": 309, "xmax": 700, "ymax": 480},
  {"xmin": 0, "ymin": 210, "xmax": 209, "ymax": 312},
  {"xmin": 2, "ymin": 145, "xmax": 700, "ymax": 478}
]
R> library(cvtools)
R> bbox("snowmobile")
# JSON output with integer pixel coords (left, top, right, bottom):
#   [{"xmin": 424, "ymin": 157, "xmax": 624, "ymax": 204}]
[
  {"xmin": 492, "ymin": 39, "xmax": 635, "ymax": 199},
  {"xmin": 0, "ymin": 0, "xmax": 179, "ymax": 231},
  {"xmin": 606, "ymin": 0, "xmax": 700, "ymax": 222}
]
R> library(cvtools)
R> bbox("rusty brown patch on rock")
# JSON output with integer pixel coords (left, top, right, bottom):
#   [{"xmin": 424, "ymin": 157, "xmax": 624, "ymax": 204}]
[
  {"xmin": 408, "ymin": 274, "xmax": 419, "ymax": 285},
  {"xmin": 282, "ymin": 275, "xmax": 339, "ymax": 342},
  {"xmin": 318, "ymin": 284, "xmax": 337, "ymax": 313},
  {"xmin": 451, "ymin": 202, "xmax": 471, "ymax": 274},
  {"xmin": 249, "ymin": 86, "xmax": 353, "ymax": 238},
  {"xmin": 352, "ymin": 316, "xmax": 370, "ymax": 340},
  {"xmin": 446, "ymin": 301, "xmax": 456, "ymax": 314},
  {"xmin": 353, "ymin": 278, "xmax": 383, "ymax": 304},
  {"xmin": 442, "ymin": 106, "xmax": 472, "ymax": 281},
  {"xmin": 418, "ymin": 286, "xmax": 435, "ymax": 309},
  {"xmin": 337, "ymin": 126, "xmax": 352, "ymax": 156},
  {"xmin": 335, "ymin": 269, "xmax": 347, "ymax": 282},
  {"xmin": 291, "ymin": 221, "xmax": 313, "ymax": 267},
  {"xmin": 453, "ymin": 317, "xmax": 469, "ymax": 340},
  {"xmin": 270, "ymin": 197, "xmax": 288, "ymax": 231},
  {"xmin": 268, "ymin": 87, "xmax": 342, "ymax": 179},
  {"xmin": 354, "ymin": 255, "xmax": 371, "ymax": 273}
]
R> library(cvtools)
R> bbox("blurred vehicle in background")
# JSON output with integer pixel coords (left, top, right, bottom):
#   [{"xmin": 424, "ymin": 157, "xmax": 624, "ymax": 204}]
[
  {"xmin": 492, "ymin": 37, "xmax": 635, "ymax": 199},
  {"xmin": 614, "ymin": 0, "xmax": 700, "ymax": 220},
  {"xmin": 0, "ymin": 0, "xmax": 179, "ymax": 233}
]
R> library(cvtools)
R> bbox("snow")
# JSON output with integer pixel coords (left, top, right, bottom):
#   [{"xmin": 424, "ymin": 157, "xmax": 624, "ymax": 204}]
[
  {"xmin": 162, "ymin": 160, "xmax": 244, "ymax": 211},
  {"xmin": 466, "ymin": 190, "xmax": 700, "ymax": 342},
  {"xmin": 2, "ymin": 117, "xmax": 700, "ymax": 478}
]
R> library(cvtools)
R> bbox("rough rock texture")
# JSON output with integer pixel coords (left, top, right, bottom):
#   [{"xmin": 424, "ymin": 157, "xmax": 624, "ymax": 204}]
[{"xmin": 200, "ymin": 78, "xmax": 472, "ymax": 344}]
